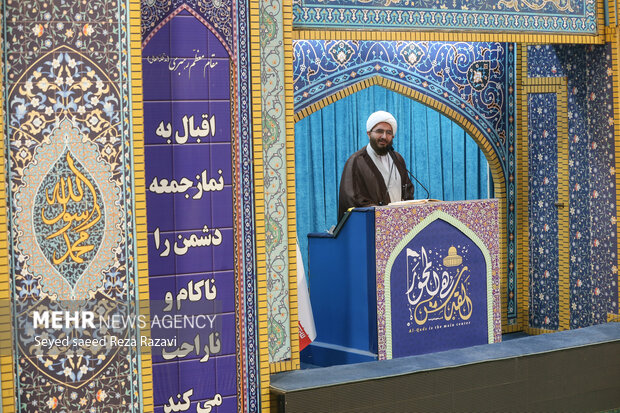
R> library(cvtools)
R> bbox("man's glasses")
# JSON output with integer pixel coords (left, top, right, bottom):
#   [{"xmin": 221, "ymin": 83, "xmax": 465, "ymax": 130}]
[{"xmin": 371, "ymin": 128, "xmax": 393, "ymax": 137}]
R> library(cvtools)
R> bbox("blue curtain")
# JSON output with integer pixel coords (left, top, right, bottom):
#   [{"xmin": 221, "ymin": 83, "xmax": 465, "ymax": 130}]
[{"xmin": 295, "ymin": 86, "xmax": 489, "ymax": 270}]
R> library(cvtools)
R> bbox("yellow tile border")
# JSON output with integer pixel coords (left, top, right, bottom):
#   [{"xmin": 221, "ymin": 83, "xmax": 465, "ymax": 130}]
[
  {"xmin": 294, "ymin": 74, "xmax": 508, "ymax": 335},
  {"xmin": 556, "ymin": 84, "xmax": 570, "ymax": 332},
  {"xmin": 600, "ymin": 0, "xmax": 618, "ymax": 31},
  {"xmin": 519, "ymin": 46, "xmax": 571, "ymax": 332},
  {"xmin": 249, "ymin": 0, "xmax": 271, "ymax": 409},
  {"xmin": 128, "ymin": 0, "xmax": 154, "ymax": 410},
  {"xmin": 0, "ymin": 15, "xmax": 15, "ymax": 410},
  {"xmin": 524, "ymin": 326, "xmax": 557, "ymax": 335},
  {"xmin": 605, "ymin": 26, "xmax": 617, "ymax": 43},
  {"xmin": 270, "ymin": 360, "xmax": 295, "ymax": 373},
  {"xmin": 292, "ymin": 29, "xmax": 605, "ymax": 45},
  {"xmin": 524, "ymin": 77, "xmax": 568, "ymax": 87},
  {"xmin": 516, "ymin": 45, "xmax": 530, "ymax": 332}
]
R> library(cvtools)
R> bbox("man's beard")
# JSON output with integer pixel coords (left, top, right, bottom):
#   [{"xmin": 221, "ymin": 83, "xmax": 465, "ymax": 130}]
[{"xmin": 370, "ymin": 140, "xmax": 389, "ymax": 156}]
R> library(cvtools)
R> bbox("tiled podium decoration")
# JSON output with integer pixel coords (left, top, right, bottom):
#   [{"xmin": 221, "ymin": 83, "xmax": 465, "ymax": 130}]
[
  {"xmin": 4, "ymin": 0, "xmax": 149, "ymax": 411},
  {"xmin": 141, "ymin": 0, "xmax": 260, "ymax": 411},
  {"xmin": 375, "ymin": 200, "xmax": 501, "ymax": 360}
]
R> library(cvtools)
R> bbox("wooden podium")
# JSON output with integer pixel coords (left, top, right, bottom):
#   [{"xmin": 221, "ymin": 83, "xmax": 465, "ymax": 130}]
[{"xmin": 303, "ymin": 199, "xmax": 501, "ymax": 367}]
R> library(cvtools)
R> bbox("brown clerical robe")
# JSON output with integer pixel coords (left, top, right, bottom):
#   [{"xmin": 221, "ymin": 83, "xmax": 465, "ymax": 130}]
[{"xmin": 338, "ymin": 147, "xmax": 414, "ymax": 220}]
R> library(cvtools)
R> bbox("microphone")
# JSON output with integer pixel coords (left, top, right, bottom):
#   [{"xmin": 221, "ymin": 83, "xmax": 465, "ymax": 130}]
[
  {"xmin": 388, "ymin": 146, "xmax": 430, "ymax": 199},
  {"xmin": 407, "ymin": 169, "xmax": 430, "ymax": 200}
]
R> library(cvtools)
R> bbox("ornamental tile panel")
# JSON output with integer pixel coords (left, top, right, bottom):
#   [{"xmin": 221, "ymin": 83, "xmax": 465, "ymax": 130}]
[
  {"xmin": 5, "ymin": 0, "xmax": 142, "ymax": 408},
  {"xmin": 293, "ymin": 0, "xmax": 598, "ymax": 34},
  {"xmin": 526, "ymin": 44, "xmax": 618, "ymax": 328}
]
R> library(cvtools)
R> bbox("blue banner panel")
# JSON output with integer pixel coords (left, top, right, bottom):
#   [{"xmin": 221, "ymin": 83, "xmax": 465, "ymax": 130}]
[
  {"xmin": 375, "ymin": 200, "xmax": 500, "ymax": 359},
  {"xmin": 143, "ymin": 11, "xmax": 238, "ymax": 412},
  {"xmin": 389, "ymin": 219, "xmax": 488, "ymax": 357}
]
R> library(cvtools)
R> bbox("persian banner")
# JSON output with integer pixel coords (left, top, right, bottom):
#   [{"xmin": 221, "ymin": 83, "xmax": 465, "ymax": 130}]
[
  {"xmin": 142, "ymin": 9, "xmax": 239, "ymax": 412},
  {"xmin": 375, "ymin": 200, "xmax": 501, "ymax": 359},
  {"xmin": 293, "ymin": 0, "xmax": 598, "ymax": 35}
]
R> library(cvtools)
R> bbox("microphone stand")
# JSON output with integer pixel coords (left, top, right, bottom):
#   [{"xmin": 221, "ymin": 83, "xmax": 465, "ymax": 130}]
[
  {"xmin": 407, "ymin": 170, "xmax": 430, "ymax": 200},
  {"xmin": 388, "ymin": 146, "xmax": 430, "ymax": 200}
]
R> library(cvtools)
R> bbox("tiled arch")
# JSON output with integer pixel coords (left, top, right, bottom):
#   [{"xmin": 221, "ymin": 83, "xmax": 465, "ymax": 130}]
[{"xmin": 294, "ymin": 74, "xmax": 513, "ymax": 328}]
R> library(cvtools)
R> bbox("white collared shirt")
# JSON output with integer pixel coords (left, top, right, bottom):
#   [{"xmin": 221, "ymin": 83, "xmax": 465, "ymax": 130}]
[{"xmin": 366, "ymin": 144, "xmax": 402, "ymax": 203}]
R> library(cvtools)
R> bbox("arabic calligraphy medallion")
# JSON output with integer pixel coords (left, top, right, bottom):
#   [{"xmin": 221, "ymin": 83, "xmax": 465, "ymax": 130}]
[
  {"xmin": 33, "ymin": 149, "xmax": 105, "ymax": 287},
  {"xmin": 14, "ymin": 116, "xmax": 122, "ymax": 303},
  {"xmin": 387, "ymin": 217, "xmax": 489, "ymax": 358}
]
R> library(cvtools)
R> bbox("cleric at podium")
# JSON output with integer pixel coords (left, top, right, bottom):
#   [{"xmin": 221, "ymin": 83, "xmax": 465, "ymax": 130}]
[{"xmin": 338, "ymin": 110, "xmax": 414, "ymax": 220}]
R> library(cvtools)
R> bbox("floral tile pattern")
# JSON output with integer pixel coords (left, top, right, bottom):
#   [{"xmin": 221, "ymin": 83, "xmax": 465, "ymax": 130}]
[
  {"xmin": 259, "ymin": 0, "xmax": 294, "ymax": 364},
  {"xmin": 292, "ymin": 0, "xmax": 598, "ymax": 34},
  {"xmin": 585, "ymin": 44, "xmax": 618, "ymax": 324},
  {"xmin": 5, "ymin": 0, "xmax": 142, "ymax": 411},
  {"xmin": 527, "ymin": 45, "xmax": 618, "ymax": 329},
  {"xmin": 528, "ymin": 93, "xmax": 560, "ymax": 330}
]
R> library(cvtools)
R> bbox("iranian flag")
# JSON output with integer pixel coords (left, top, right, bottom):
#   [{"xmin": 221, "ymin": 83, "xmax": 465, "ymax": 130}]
[{"xmin": 297, "ymin": 241, "xmax": 316, "ymax": 350}]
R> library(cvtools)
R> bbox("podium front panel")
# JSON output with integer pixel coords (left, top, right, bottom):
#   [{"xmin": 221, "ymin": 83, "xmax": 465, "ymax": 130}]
[
  {"xmin": 306, "ymin": 208, "xmax": 378, "ymax": 366},
  {"xmin": 375, "ymin": 200, "xmax": 501, "ymax": 360}
]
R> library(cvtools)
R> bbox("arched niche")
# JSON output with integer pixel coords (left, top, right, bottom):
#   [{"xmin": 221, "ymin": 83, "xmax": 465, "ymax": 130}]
[
  {"xmin": 294, "ymin": 74, "xmax": 512, "ymax": 328},
  {"xmin": 295, "ymin": 76, "xmax": 504, "ymax": 195}
]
